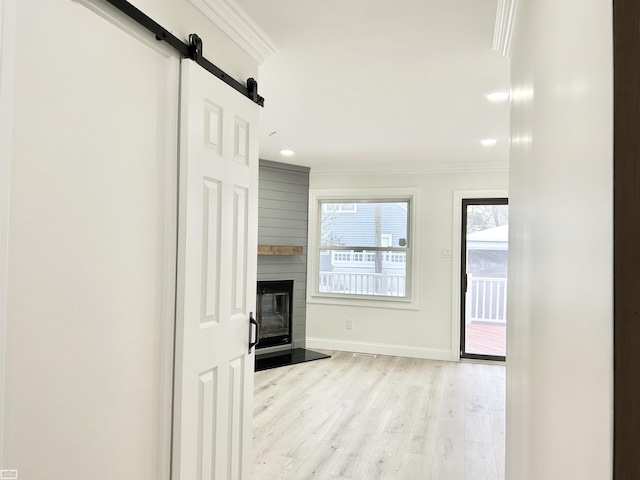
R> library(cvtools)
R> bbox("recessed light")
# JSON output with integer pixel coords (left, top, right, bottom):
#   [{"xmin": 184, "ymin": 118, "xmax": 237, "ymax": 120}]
[
  {"xmin": 279, "ymin": 149, "xmax": 295, "ymax": 156},
  {"xmin": 481, "ymin": 139, "xmax": 498, "ymax": 146},
  {"xmin": 486, "ymin": 91, "xmax": 510, "ymax": 102}
]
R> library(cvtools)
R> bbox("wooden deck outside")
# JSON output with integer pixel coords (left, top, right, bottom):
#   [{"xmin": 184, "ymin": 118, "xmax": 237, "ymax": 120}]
[{"xmin": 465, "ymin": 324, "xmax": 506, "ymax": 357}]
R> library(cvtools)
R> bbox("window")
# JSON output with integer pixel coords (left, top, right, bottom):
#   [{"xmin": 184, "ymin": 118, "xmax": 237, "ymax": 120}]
[{"xmin": 308, "ymin": 188, "xmax": 419, "ymax": 307}]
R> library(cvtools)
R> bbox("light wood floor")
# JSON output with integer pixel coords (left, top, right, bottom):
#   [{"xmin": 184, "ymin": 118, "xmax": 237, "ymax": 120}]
[{"xmin": 253, "ymin": 350, "xmax": 505, "ymax": 480}]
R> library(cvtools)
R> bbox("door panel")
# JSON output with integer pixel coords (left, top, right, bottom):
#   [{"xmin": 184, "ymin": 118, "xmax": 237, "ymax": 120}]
[
  {"xmin": 202, "ymin": 179, "xmax": 221, "ymax": 325},
  {"xmin": 232, "ymin": 186, "xmax": 249, "ymax": 315},
  {"xmin": 174, "ymin": 60, "xmax": 258, "ymax": 480}
]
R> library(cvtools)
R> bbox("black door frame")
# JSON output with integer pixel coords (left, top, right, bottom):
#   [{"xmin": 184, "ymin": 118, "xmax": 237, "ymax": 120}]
[
  {"xmin": 460, "ymin": 198, "xmax": 508, "ymax": 362},
  {"xmin": 614, "ymin": 0, "xmax": 640, "ymax": 477}
]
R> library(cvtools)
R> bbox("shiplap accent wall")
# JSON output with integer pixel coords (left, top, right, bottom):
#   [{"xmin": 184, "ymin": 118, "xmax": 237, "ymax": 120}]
[{"xmin": 257, "ymin": 159, "xmax": 310, "ymax": 349}]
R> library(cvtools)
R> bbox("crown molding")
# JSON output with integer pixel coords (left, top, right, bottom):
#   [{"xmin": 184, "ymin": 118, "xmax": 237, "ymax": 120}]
[
  {"xmin": 188, "ymin": 0, "xmax": 279, "ymax": 64},
  {"xmin": 492, "ymin": 0, "xmax": 520, "ymax": 58},
  {"xmin": 310, "ymin": 161, "xmax": 509, "ymax": 176}
]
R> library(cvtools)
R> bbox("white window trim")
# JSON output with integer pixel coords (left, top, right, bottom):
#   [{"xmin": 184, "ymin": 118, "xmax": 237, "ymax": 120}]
[{"xmin": 307, "ymin": 187, "xmax": 420, "ymax": 310}]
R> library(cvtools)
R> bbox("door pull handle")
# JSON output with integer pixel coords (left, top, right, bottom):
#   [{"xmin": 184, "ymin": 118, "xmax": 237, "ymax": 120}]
[{"xmin": 248, "ymin": 312, "xmax": 259, "ymax": 353}]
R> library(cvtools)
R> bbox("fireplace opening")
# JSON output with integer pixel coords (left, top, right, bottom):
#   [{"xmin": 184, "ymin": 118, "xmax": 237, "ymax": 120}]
[{"xmin": 256, "ymin": 280, "xmax": 293, "ymax": 349}]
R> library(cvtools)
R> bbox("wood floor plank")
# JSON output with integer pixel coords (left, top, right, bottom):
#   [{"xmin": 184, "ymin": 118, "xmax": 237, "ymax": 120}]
[
  {"xmin": 397, "ymin": 453, "xmax": 434, "ymax": 480},
  {"xmin": 465, "ymin": 414, "xmax": 493, "ymax": 444},
  {"xmin": 482, "ymin": 364, "xmax": 505, "ymax": 416},
  {"xmin": 406, "ymin": 410, "xmax": 439, "ymax": 457},
  {"xmin": 406, "ymin": 382, "xmax": 444, "ymax": 455},
  {"xmin": 330, "ymin": 407, "xmax": 392, "ymax": 479},
  {"xmin": 288, "ymin": 440, "xmax": 345, "ymax": 480},
  {"xmin": 465, "ymin": 363, "xmax": 490, "ymax": 416},
  {"xmin": 253, "ymin": 350, "xmax": 505, "ymax": 480},
  {"xmin": 366, "ymin": 432, "xmax": 409, "ymax": 480},
  {"xmin": 489, "ymin": 415, "xmax": 505, "ymax": 480},
  {"xmin": 384, "ymin": 384, "xmax": 424, "ymax": 434},
  {"xmin": 431, "ymin": 417, "xmax": 465, "ymax": 480},
  {"xmin": 254, "ymin": 455, "xmax": 304, "ymax": 480},
  {"xmin": 465, "ymin": 441, "xmax": 499, "ymax": 480}
]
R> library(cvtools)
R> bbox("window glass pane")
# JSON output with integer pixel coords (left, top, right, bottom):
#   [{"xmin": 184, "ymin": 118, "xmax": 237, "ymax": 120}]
[
  {"xmin": 463, "ymin": 202, "xmax": 508, "ymax": 358},
  {"xmin": 322, "ymin": 202, "xmax": 356, "ymax": 214},
  {"xmin": 465, "ymin": 204, "xmax": 509, "ymax": 234},
  {"xmin": 319, "ymin": 249, "xmax": 407, "ymax": 297},
  {"xmin": 320, "ymin": 201, "xmax": 408, "ymax": 248}
]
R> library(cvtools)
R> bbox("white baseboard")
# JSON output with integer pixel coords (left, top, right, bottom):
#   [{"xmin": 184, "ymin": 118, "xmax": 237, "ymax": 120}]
[{"xmin": 306, "ymin": 337, "xmax": 452, "ymax": 361}]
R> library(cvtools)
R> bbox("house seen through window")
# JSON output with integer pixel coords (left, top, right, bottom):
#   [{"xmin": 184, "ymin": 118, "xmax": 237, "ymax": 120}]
[{"xmin": 318, "ymin": 200, "xmax": 410, "ymax": 298}]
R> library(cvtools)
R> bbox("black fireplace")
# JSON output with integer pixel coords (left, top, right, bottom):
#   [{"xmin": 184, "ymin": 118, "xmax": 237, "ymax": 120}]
[{"xmin": 256, "ymin": 280, "xmax": 293, "ymax": 349}]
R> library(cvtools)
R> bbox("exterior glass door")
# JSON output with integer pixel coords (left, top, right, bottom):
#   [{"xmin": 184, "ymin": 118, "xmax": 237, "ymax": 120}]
[{"xmin": 461, "ymin": 199, "xmax": 508, "ymax": 361}]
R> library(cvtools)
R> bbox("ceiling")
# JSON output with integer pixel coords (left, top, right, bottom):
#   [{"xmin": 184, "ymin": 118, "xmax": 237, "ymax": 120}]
[{"xmin": 235, "ymin": 0, "xmax": 510, "ymax": 172}]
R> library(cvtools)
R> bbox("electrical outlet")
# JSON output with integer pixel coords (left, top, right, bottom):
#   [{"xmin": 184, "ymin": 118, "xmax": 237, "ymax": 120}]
[
  {"xmin": 346, "ymin": 319, "xmax": 354, "ymax": 330},
  {"xmin": 441, "ymin": 248, "xmax": 452, "ymax": 258}
]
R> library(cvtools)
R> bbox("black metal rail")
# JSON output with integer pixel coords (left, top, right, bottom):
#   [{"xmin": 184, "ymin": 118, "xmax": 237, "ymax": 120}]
[{"xmin": 104, "ymin": 0, "xmax": 264, "ymax": 107}]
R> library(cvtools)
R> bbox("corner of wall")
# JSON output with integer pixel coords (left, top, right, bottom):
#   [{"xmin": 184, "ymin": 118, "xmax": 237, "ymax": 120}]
[{"xmin": 0, "ymin": 0, "xmax": 17, "ymax": 466}]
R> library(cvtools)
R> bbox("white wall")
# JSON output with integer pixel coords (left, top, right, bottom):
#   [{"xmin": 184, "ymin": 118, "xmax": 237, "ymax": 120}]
[
  {"xmin": 1, "ymin": 1, "xmax": 257, "ymax": 479},
  {"xmin": 506, "ymin": 1, "xmax": 613, "ymax": 479},
  {"xmin": 306, "ymin": 169, "xmax": 508, "ymax": 359},
  {"xmin": 0, "ymin": 0, "xmax": 16, "ymax": 468}
]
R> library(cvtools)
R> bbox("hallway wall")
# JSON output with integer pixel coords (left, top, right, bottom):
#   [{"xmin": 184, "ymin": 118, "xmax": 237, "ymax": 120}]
[
  {"xmin": 1, "ymin": 1, "xmax": 258, "ymax": 478},
  {"xmin": 506, "ymin": 1, "xmax": 613, "ymax": 478}
]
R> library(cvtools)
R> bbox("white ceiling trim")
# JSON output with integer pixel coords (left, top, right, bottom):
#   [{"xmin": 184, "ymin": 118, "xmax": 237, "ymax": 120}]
[
  {"xmin": 188, "ymin": 0, "xmax": 279, "ymax": 64},
  {"xmin": 492, "ymin": 0, "xmax": 519, "ymax": 58},
  {"xmin": 310, "ymin": 161, "xmax": 509, "ymax": 176}
]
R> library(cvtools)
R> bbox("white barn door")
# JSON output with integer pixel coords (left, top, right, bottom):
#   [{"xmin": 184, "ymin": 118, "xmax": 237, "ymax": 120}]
[{"xmin": 173, "ymin": 60, "xmax": 259, "ymax": 480}]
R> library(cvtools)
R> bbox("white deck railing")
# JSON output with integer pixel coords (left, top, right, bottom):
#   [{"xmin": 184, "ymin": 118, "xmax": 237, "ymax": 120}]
[
  {"xmin": 318, "ymin": 272, "xmax": 507, "ymax": 323},
  {"xmin": 319, "ymin": 271, "xmax": 406, "ymax": 296},
  {"xmin": 331, "ymin": 251, "xmax": 406, "ymax": 264},
  {"xmin": 467, "ymin": 275, "xmax": 507, "ymax": 324}
]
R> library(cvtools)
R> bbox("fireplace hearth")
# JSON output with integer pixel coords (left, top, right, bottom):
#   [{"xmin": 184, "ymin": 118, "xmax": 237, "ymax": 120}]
[{"xmin": 256, "ymin": 280, "xmax": 293, "ymax": 349}]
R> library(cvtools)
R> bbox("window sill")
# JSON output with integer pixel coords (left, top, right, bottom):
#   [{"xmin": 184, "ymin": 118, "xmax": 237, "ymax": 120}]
[{"xmin": 307, "ymin": 293, "xmax": 419, "ymax": 311}]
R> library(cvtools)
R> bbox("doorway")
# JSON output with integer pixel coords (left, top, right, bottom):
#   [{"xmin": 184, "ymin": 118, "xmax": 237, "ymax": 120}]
[{"xmin": 460, "ymin": 198, "xmax": 508, "ymax": 361}]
